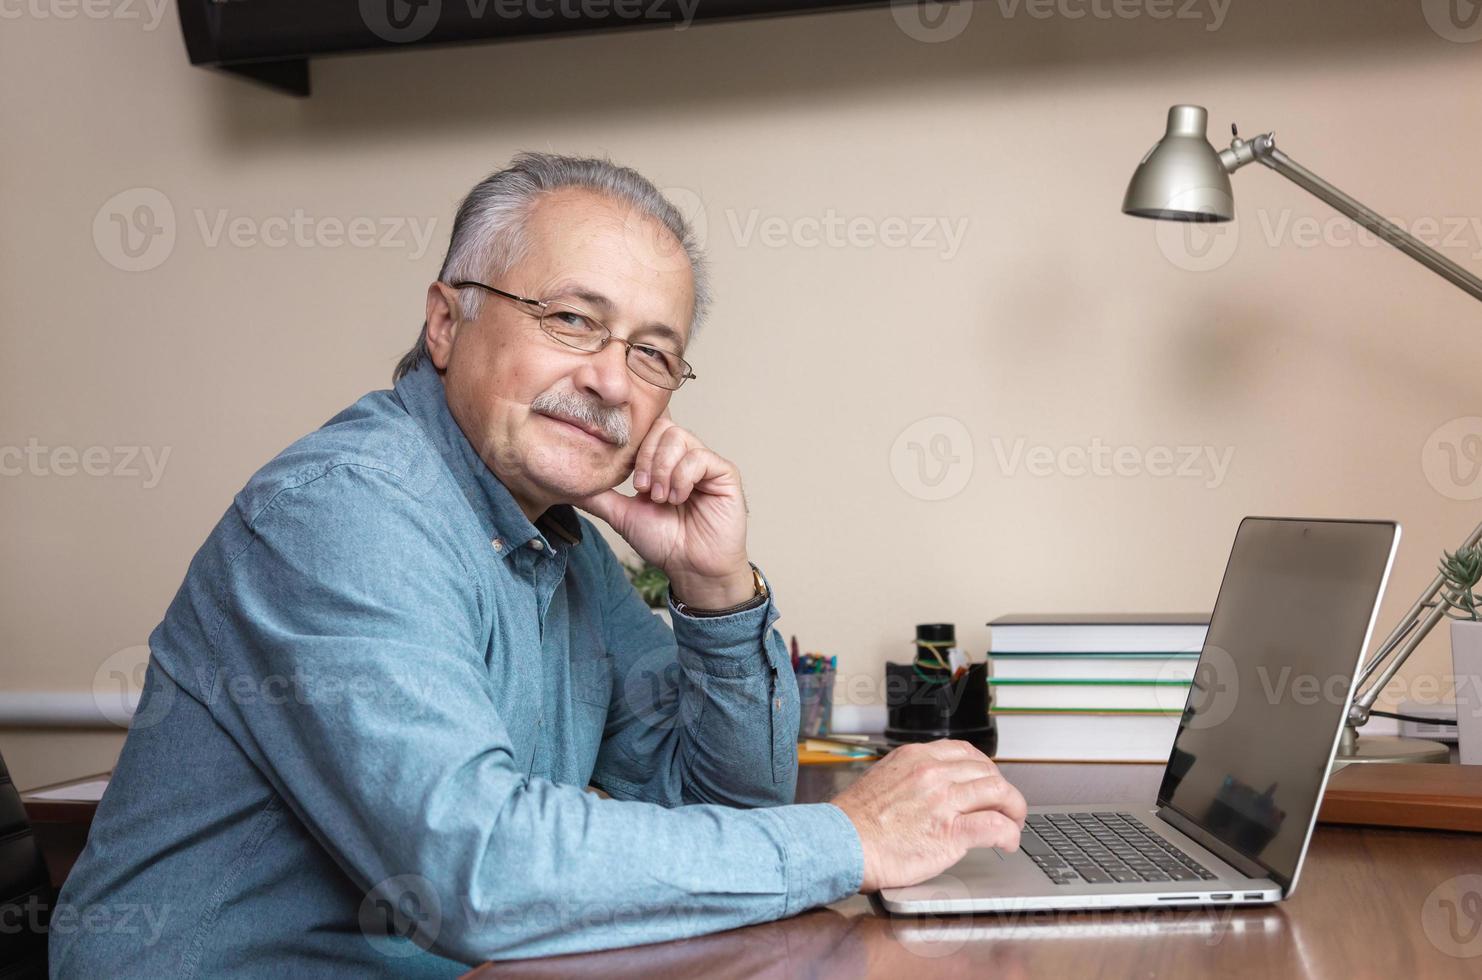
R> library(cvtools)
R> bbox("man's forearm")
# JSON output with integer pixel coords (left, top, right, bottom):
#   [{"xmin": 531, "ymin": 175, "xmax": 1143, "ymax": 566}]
[
  {"xmin": 671, "ymin": 607, "xmax": 799, "ymax": 809},
  {"xmin": 457, "ymin": 783, "xmax": 859, "ymax": 961},
  {"xmin": 594, "ymin": 548, "xmax": 796, "ymax": 810}
]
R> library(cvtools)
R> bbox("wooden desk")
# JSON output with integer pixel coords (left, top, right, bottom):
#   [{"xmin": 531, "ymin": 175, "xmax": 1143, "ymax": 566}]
[
  {"xmin": 464, "ymin": 761, "xmax": 1482, "ymax": 977},
  {"xmin": 21, "ymin": 772, "xmax": 107, "ymax": 888}
]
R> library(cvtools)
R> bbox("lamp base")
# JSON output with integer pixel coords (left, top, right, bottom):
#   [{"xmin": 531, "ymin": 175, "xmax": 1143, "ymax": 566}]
[{"xmin": 1332, "ymin": 733, "xmax": 1450, "ymax": 769}]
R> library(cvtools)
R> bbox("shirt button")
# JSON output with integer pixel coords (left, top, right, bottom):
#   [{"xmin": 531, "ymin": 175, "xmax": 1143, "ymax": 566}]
[
  {"xmin": 774, "ymin": 697, "xmax": 782, "ymax": 709},
  {"xmin": 491, "ymin": 538, "xmax": 503, "ymax": 551},
  {"xmin": 529, "ymin": 539, "xmax": 545, "ymax": 551}
]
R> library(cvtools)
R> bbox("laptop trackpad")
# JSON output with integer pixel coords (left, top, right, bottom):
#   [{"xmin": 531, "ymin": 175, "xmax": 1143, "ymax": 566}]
[{"xmin": 885, "ymin": 846, "xmax": 1044, "ymax": 903}]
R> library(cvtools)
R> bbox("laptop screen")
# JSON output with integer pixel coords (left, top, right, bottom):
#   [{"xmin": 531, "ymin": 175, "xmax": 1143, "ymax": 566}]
[{"xmin": 1156, "ymin": 517, "xmax": 1398, "ymax": 888}]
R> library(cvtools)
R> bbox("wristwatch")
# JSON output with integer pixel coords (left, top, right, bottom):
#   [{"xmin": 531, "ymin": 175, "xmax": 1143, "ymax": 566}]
[{"xmin": 670, "ymin": 562, "xmax": 769, "ymax": 617}]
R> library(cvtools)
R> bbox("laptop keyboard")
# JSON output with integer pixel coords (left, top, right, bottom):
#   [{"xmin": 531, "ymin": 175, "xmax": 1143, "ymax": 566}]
[{"xmin": 1020, "ymin": 812, "xmax": 1218, "ymax": 886}]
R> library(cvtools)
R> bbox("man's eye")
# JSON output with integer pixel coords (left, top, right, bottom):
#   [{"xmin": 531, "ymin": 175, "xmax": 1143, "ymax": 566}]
[
  {"xmin": 552, "ymin": 311, "xmax": 597, "ymax": 331},
  {"xmin": 632, "ymin": 344, "xmax": 669, "ymax": 364}
]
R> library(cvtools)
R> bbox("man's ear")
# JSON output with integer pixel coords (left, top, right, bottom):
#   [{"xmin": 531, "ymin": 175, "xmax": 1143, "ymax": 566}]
[{"xmin": 424, "ymin": 282, "xmax": 462, "ymax": 370}]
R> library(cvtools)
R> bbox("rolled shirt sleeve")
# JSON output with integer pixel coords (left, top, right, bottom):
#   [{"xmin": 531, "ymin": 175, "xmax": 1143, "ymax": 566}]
[{"xmin": 585, "ymin": 534, "xmax": 801, "ymax": 808}]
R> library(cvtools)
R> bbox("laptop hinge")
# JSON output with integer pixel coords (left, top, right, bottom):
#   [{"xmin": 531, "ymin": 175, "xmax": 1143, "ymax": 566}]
[{"xmin": 1154, "ymin": 805, "xmax": 1282, "ymax": 886}]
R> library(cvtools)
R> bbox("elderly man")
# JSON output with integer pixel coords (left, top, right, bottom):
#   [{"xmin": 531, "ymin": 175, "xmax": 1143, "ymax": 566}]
[{"xmin": 52, "ymin": 153, "xmax": 1025, "ymax": 975}]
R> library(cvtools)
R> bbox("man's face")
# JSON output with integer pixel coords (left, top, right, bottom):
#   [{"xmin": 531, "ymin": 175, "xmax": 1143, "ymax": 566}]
[{"xmin": 425, "ymin": 188, "xmax": 696, "ymax": 517}]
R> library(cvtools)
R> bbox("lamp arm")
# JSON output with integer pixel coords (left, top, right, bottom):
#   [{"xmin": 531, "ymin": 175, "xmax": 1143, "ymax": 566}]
[
  {"xmin": 1347, "ymin": 517, "xmax": 1482, "ymax": 727},
  {"xmin": 1219, "ymin": 133, "xmax": 1482, "ymax": 302}
]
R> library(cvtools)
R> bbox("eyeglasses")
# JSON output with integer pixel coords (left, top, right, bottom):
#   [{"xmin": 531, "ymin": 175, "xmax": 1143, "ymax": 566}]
[{"xmin": 450, "ymin": 280, "xmax": 697, "ymax": 391}]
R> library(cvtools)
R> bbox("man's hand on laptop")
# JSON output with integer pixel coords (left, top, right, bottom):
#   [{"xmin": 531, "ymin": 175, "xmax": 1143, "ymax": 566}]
[
  {"xmin": 830, "ymin": 740, "xmax": 1026, "ymax": 892},
  {"xmin": 578, "ymin": 410, "xmax": 755, "ymax": 611}
]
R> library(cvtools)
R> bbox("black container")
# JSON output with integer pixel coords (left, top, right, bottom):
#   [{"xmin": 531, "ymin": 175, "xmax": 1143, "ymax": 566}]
[{"xmin": 884, "ymin": 624, "xmax": 996, "ymax": 755}]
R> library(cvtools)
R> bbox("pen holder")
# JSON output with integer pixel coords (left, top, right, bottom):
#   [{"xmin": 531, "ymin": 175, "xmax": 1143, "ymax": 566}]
[
  {"xmin": 884, "ymin": 661, "xmax": 996, "ymax": 756},
  {"xmin": 796, "ymin": 671, "xmax": 834, "ymax": 739}
]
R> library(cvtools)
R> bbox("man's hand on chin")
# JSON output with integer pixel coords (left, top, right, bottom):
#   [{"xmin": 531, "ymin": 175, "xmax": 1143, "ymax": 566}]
[{"xmin": 575, "ymin": 410, "xmax": 754, "ymax": 611}]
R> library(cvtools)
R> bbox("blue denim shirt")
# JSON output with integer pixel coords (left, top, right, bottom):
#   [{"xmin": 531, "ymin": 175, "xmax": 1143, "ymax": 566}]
[{"xmin": 51, "ymin": 362, "xmax": 863, "ymax": 977}]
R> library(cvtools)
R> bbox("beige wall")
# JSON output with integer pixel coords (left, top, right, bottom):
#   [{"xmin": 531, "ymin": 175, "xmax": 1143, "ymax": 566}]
[{"xmin": 3, "ymin": 1, "xmax": 1479, "ymax": 789}]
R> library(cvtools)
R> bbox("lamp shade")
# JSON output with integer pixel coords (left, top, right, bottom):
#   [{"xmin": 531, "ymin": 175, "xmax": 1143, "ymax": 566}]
[{"xmin": 1122, "ymin": 105, "xmax": 1233, "ymax": 222}]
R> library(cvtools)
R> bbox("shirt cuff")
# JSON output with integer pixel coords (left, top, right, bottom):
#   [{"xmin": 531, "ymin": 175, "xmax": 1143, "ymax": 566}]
[
  {"xmin": 759, "ymin": 802, "xmax": 866, "ymax": 916},
  {"xmin": 668, "ymin": 573, "xmax": 782, "ymax": 679}
]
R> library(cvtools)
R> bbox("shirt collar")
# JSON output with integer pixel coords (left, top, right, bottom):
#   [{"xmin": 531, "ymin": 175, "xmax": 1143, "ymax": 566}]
[{"xmin": 392, "ymin": 360, "xmax": 583, "ymax": 556}]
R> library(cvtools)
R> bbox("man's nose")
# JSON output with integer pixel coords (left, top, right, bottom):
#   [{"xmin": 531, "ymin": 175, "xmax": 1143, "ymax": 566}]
[{"xmin": 572, "ymin": 341, "xmax": 632, "ymax": 408}]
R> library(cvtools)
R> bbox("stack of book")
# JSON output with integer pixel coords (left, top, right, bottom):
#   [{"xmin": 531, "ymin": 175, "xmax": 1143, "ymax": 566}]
[{"xmin": 988, "ymin": 614, "xmax": 1209, "ymax": 762}]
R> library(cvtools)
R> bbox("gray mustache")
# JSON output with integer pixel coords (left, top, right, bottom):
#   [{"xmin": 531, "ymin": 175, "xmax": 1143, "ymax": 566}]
[{"xmin": 530, "ymin": 390, "xmax": 630, "ymax": 447}]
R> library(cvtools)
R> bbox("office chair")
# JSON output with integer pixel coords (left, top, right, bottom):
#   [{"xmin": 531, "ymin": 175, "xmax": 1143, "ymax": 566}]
[{"xmin": 0, "ymin": 748, "xmax": 51, "ymax": 979}]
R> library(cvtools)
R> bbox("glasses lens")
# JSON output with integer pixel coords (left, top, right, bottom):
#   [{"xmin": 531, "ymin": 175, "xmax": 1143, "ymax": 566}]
[
  {"xmin": 626, "ymin": 344, "xmax": 688, "ymax": 390},
  {"xmin": 540, "ymin": 303, "xmax": 607, "ymax": 351}
]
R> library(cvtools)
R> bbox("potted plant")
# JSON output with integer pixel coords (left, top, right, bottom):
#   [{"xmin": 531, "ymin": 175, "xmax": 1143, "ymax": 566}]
[
  {"xmin": 624, "ymin": 561, "xmax": 671, "ymax": 626},
  {"xmin": 1440, "ymin": 544, "xmax": 1482, "ymax": 764}
]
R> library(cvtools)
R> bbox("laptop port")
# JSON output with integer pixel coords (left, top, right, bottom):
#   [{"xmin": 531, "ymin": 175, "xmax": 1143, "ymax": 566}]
[
  {"xmin": 1209, "ymin": 893, "xmax": 1233, "ymax": 900},
  {"xmin": 1243, "ymin": 892, "xmax": 1263, "ymax": 900}
]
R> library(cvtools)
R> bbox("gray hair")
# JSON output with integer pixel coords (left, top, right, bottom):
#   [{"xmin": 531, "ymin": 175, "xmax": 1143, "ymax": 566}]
[{"xmin": 393, "ymin": 152, "xmax": 710, "ymax": 382}]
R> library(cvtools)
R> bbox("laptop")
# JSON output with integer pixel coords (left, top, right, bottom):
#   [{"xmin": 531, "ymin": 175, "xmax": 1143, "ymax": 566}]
[{"xmin": 879, "ymin": 516, "xmax": 1400, "ymax": 915}]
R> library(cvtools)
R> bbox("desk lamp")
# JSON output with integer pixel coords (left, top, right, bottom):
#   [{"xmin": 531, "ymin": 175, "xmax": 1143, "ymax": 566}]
[{"xmin": 1122, "ymin": 104, "xmax": 1481, "ymax": 765}]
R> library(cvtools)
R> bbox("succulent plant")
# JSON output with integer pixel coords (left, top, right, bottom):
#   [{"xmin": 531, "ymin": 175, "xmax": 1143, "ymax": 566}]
[{"xmin": 1439, "ymin": 545, "xmax": 1482, "ymax": 622}]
